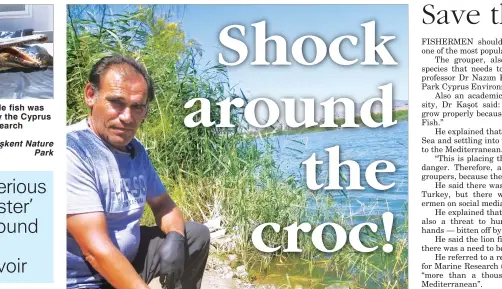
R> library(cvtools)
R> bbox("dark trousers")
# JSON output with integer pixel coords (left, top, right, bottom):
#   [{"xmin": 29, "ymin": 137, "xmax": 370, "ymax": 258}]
[{"xmin": 103, "ymin": 221, "xmax": 210, "ymax": 289}]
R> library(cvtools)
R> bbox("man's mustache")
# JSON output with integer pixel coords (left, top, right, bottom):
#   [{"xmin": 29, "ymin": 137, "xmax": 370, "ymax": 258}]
[{"xmin": 110, "ymin": 124, "xmax": 136, "ymax": 131}]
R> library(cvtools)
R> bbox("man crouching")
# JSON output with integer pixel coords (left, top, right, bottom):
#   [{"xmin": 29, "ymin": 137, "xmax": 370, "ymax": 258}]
[{"xmin": 67, "ymin": 54, "xmax": 210, "ymax": 289}]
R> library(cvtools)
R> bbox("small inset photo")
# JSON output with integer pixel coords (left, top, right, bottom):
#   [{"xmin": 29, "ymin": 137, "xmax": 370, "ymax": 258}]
[{"xmin": 0, "ymin": 4, "xmax": 53, "ymax": 99}]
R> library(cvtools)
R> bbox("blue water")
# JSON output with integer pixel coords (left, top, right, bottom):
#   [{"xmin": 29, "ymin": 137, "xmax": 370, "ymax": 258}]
[{"xmin": 267, "ymin": 121, "xmax": 408, "ymax": 222}]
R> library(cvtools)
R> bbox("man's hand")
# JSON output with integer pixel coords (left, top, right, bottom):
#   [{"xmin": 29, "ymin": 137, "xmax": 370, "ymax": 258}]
[
  {"xmin": 148, "ymin": 194, "xmax": 186, "ymax": 288},
  {"xmin": 159, "ymin": 231, "xmax": 186, "ymax": 288}
]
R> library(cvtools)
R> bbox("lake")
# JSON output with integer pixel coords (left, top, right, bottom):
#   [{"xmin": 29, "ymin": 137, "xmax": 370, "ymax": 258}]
[
  {"xmin": 252, "ymin": 121, "xmax": 409, "ymax": 288},
  {"xmin": 268, "ymin": 121, "xmax": 408, "ymax": 222}
]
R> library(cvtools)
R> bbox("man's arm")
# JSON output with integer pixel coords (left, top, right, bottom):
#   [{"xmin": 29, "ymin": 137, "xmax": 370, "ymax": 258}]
[
  {"xmin": 67, "ymin": 212, "xmax": 150, "ymax": 289},
  {"xmin": 147, "ymin": 193, "xmax": 186, "ymax": 287},
  {"xmin": 148, "ymin": 193, "xmax": 185, "ymax": 236}
]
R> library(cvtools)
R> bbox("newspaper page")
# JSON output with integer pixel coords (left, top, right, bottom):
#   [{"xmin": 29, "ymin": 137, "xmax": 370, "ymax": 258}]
[
  {"xmin": 1, "ymin": 1, "xmax": 501, "ymax": 289},
  {"xmin": 412, "ymin": 1, "xmax": 502, "ymax": 289}
]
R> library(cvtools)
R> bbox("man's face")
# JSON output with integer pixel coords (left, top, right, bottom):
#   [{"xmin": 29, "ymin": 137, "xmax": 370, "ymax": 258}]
[{"xmin": 85, "ymin": 64, "xmax": 148, "ymax": 151}]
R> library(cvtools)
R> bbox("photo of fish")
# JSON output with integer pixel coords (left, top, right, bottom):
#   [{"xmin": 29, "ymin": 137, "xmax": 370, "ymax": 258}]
[
  {"xmin": 0, "ymin": 34, "xmax": 53, "ymax": 70},
  {"xmin": 0, "ymin": 4, "xmax": 53, "ymax": 99}
]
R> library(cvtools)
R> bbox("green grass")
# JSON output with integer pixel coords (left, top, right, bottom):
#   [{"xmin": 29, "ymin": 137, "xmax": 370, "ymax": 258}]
[{"xmin": 66, "ymin": 5, "xmax": 408, "ymax": 288}]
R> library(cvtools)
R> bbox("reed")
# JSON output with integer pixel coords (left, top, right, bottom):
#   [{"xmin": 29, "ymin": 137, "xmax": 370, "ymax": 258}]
[{"xmin": 66, "ymin": 5, "xmax": 408, "ymax": 288}]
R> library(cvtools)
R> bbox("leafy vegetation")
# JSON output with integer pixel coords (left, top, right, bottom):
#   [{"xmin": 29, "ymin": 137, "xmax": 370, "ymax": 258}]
[{"xmin": 67, "ymin": 5, "xmax": 408, "ymax": 288}]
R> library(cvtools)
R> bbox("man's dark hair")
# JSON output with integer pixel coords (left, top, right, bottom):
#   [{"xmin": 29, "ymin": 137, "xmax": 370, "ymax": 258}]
[{"xmin": 88, "ymin": 54, "xmax": 155, "ymax": 101}]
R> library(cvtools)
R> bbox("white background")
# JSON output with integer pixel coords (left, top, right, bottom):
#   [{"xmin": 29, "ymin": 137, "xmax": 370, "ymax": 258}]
[{"xmin": 410, "ymin": 1, "xmax": 502, "ymax": 289}]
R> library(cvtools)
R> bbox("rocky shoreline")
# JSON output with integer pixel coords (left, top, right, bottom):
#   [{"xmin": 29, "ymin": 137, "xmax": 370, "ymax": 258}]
[{"xmin": 205, "ymin": 217, "xmax": 259, "ymax": 289}]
